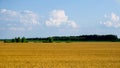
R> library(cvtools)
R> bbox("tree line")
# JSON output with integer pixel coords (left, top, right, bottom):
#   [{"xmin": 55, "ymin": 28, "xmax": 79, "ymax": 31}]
[
  {"xmin": 4, "ymin": 37, "xmax": 27, "ymax": 43},
  {"xmin": 27, "ymin": 34, "xmax": 120, "ymax": 42},
  {"xmin": 3, "ymin": 34, "xmax": 120, "ymax": 43}
]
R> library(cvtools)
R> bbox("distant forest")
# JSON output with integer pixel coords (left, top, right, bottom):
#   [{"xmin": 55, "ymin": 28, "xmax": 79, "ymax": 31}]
[
  {"xmin": 1, "ymin": 34, "xmax": 120, "ymax": 43},
  {"xmin": 27, "ymin": 35, "xmax": 120, "ymax": 42}
]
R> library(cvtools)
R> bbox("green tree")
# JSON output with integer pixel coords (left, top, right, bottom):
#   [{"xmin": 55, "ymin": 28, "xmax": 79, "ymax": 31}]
[
  {"xmin": 18, "ymin": 37, "xmax": 21, "ymax": 42},
  {"xmin": 11, "ymin": 38, "xmax": 16, "ymax": 42},
  {"xmin": 48, "ymin": 37, "xmax": 54, "ymax": 43},
  {"xmin": 21, "ymin": 37, "xmax": 26, "ymax": 43},
  {"xmin": 16, "ymin": 37, "xmax": 21, "ymax": 43}
]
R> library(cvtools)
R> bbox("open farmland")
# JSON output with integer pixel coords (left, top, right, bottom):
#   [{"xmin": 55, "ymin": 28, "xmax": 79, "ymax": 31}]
[{"xmin": 0, "ymin": 42, "xmax": 120, "ymax": 68}]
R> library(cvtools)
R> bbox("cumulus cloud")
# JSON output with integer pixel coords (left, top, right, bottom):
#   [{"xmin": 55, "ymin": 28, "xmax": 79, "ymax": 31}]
[
  {"xmin": 0, "ymin": 9, "xmax": 19, "ymax": 21},
  {"xmin": 0, "ymin": 9, "xmax": 39, "ymax": 31},
  {"xmin": 0, "ymin": 9, "xmax": 39, "ymax": 25},
  {"xmin": 0, "ymin": 9, "xmax": 78, "ymax": 31},
  {"xmin": 111, "ymin": 12, "xmax": 119, "ymax": 22},
  {"xmin": 19, "ymin": 10, "xmax": 39, "ymax": 25},
  {"xmin": 100, "ymin": 12, "xmax": 120, "ymax": 28},
  {"xmin": 46, "ymin": 10, "xmax": 78, "ymax": 28}
]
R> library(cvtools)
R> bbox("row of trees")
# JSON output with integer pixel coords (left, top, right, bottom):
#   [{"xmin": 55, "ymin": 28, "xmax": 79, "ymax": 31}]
[
  {"xmin": 12, "ymin": 37, "xmax": 27, "ymax": 43},
  {"xmin": 4, "ymin": 37, "xmax": 27, "ymax": 43},
  {"xmin": 27, "ymin": 34, "xmax": 119, "ymax": 42},
  {"xmin": 53, "ymin": 35, "xmax": 118, "ymax": 42},
  {"xmin": 27, "ymin": 37, "xmax": 54, "ymax": 43},
  {"xmin": 4, "ymin": 35, "xmax": 120, "ymax": 43},
  {"xmin": 4, "ymin": 37, "xmax": 53, "ymax": 43}
]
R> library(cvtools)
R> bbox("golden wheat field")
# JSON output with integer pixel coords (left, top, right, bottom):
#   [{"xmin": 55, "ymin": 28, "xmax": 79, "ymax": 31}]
[{"xmin": 0, "ymin": 42, "xmax": 120, "ymax": 68}]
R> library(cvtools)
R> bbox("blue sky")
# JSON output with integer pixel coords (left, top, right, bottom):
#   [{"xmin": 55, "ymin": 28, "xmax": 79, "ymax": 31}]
[{"xmin": 0, "ymin": 0, "xmax": 120, "ymax": 39}]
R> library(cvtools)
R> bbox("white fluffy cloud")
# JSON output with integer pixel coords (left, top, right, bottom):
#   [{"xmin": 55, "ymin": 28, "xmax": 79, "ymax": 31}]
[
  {"xmin": 111, "ymin": 12, "xmax": 119, "ymax": 22},
  {"xmin": 0, "ymin": 9, "xmax": 39, "ymax": 25},
  {"xmin": 100, "ymin": 12, "xmax": 120, "ymax": 28},
  {"xmin": 46, "ymin": 10, "xmax": 78, "ymax": 28},
  {"xmin": 0, "ymin": 9, "xmax": 18, "ymax": 21},
  {"xmin": 19, "ymin": 10, "xmax": 39, "ymax": 25},
  {"xmin": 0, "ymin": 9, "xmax": 39, "ymax": 31},
  {"xmin": 0, "ymin": 9, "xmax": 78, "ymax": 31}
]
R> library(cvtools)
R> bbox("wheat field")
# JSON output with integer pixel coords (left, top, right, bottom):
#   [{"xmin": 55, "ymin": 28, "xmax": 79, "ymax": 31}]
[{"xmin": 0, "ymin": 42, "xmax": 120, "ymax": 68}]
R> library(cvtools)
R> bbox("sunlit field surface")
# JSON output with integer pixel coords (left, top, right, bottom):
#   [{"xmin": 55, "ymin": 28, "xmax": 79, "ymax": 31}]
[{"xmin": 0, "ymin": 42, "xmax": 120, "ymax": 68}]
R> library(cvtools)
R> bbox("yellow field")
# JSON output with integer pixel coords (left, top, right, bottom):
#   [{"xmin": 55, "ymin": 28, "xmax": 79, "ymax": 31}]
[{"xmin": 0, "ymin": 42, "xmax": 120, "ymax": 68}]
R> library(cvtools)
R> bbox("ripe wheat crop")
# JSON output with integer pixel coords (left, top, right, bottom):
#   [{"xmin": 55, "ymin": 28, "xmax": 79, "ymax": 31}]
[{"xmin": 0, "ymin": 42, "xmax": 120, "ymax": 68}]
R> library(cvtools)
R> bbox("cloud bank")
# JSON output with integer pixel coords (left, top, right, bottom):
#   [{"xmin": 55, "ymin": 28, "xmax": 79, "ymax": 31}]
[{"xmin": 0, "ymin": 9, "xmax": 78, "ymax": 31}]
